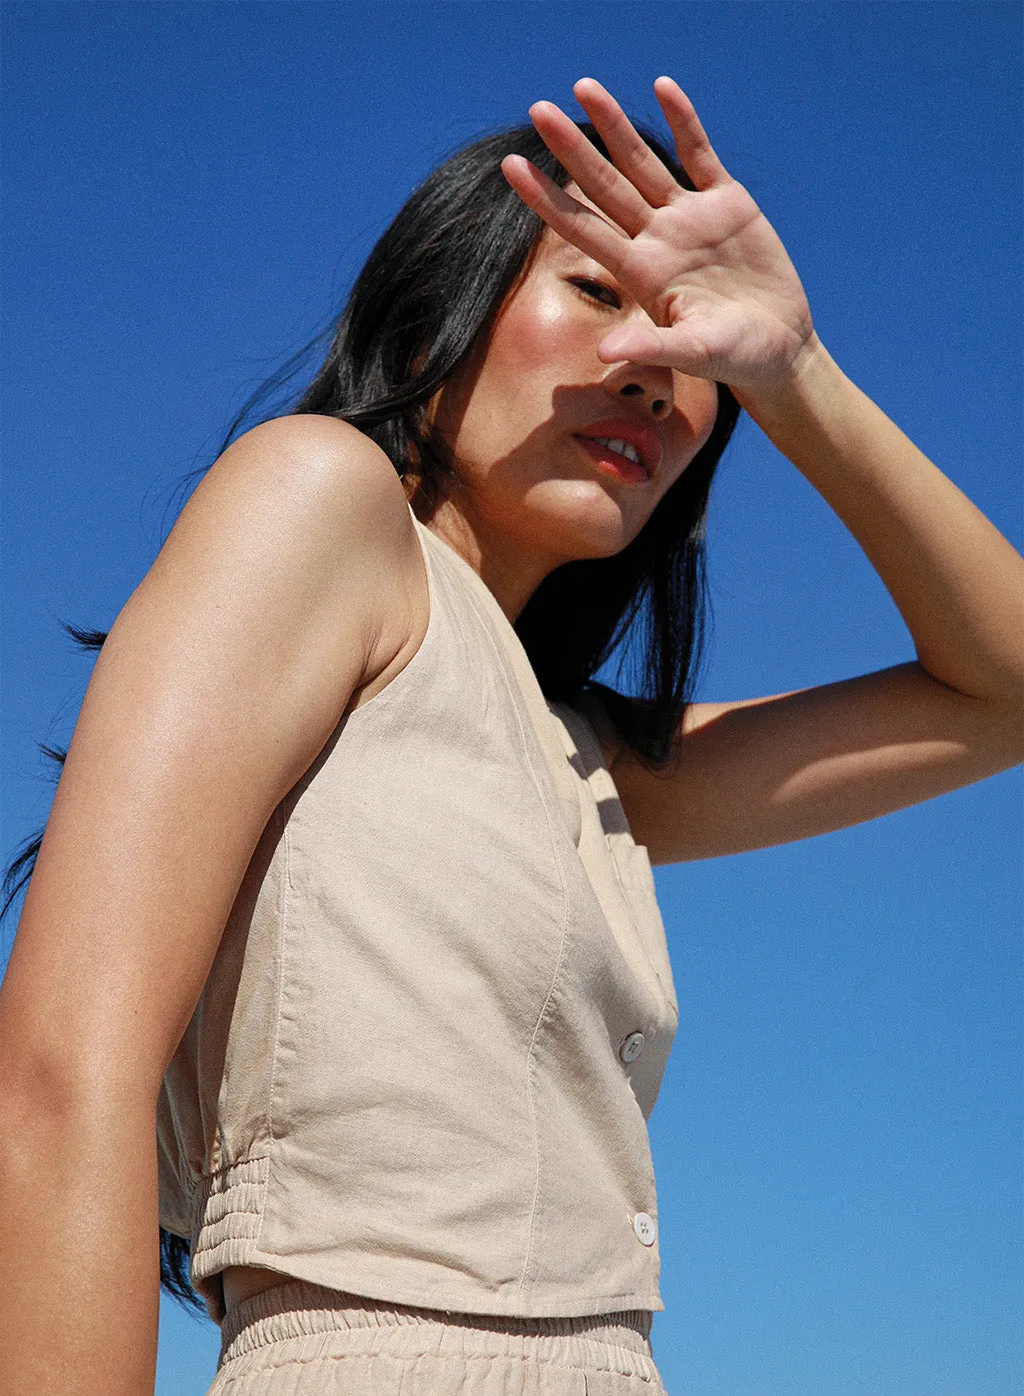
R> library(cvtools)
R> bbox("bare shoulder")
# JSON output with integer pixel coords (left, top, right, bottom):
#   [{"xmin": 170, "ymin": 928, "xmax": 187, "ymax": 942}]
[
  {"xmin": 162, "ymin": 414, "xmax": 426, "ymax": 689},
  {"xmin": 204, "ymin": 414, "xmax": 413, "ymax": 550}
]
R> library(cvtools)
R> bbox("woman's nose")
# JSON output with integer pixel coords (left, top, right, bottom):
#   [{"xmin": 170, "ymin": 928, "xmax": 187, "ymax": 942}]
[
  {"xmin": 600, "ymin": 318, "xmax": 675, "ymax": 418},
  {"xmin": 617, "ymin": 378, "xmax": 672, "ymax": 420}
]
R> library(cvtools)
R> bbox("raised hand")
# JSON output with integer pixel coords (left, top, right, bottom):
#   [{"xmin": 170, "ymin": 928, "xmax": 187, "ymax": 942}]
[{"xmin": 501, "ymin": 77, "xmax": 817, "ymax": 396}]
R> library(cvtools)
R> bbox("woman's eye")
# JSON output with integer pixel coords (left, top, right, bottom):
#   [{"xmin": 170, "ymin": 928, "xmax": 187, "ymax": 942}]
[{"xmin": 568, "ymin": 277, "xmax": 621, "ymax": 309}]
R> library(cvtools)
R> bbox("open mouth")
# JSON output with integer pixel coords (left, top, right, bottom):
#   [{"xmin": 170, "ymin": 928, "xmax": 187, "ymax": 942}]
[
  {"xmin": 588, "ymin": 436, "xmax": 643, "ymax": 468},
  {"xmin": 574, "ymin": 436, "xmax": 651, "ymax": 483}
]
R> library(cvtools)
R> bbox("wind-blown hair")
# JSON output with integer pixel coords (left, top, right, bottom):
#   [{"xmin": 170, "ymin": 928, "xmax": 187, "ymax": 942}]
[{"xmin": 2, "ymin": 119, "xmax": 739, "ymax": 1315}]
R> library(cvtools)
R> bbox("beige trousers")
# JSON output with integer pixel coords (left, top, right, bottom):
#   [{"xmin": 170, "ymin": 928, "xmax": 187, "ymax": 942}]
[{"xmin": 206, "ymin": 1280, "xmax": 668, "ymax": 1394}]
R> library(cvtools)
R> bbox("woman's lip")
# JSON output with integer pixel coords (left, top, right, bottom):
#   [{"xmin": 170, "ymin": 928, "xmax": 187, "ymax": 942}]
[
  {"xmin": 573, "ymin": 435, "xmax": 651, "ymax": 484},
  {"xmin": 573, "ymin": 419, "xmax": 662, "ymax": 477}
]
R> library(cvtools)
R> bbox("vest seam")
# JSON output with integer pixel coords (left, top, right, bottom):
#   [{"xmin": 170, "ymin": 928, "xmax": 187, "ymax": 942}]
[
  {"xmin": 548, "ymin": 702, "xmax": 678, "ymax": 1133},
  {"xmin": 606, "ymin": 846, "xmax": 669, "ymax": 1007},
  {"xmin": 519, "ymin": 915, "xmax": 571, "ymax": 1309},
  {"xmin": 260, "ymin": 802, "xmax": 291, "ymax": 1253},
  {"xmin": 442, "ymin": 575, "xmax": 572, "ymax": 1309},
  {"xmin": 556, "ymin": 704, "xmax": 675, "ymax": 1016}
]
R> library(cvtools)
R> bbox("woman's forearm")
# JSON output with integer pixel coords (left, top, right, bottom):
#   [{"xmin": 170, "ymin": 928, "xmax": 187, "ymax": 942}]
[
  {"xmin": 735, "ymin": 337, "xmax": 1024, "ymax": 712},
  {"xmin": 0, "ymin": 1088, "xmax": 160, "ymax": 1395}
]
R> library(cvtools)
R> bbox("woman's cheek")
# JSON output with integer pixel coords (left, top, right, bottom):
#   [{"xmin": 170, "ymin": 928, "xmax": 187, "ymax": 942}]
[
  {"xmin": 491, "ymin": 292, "xmax": 582, "ymax": 374},
  {"xmin": 672, "ymin": 375, "xmax": 719, "ymax": 448}
]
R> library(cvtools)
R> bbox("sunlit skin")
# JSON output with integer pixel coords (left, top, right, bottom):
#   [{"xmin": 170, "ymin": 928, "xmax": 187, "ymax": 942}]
[{"xmin": 425, "ymin": 189, "xmax": 720, "ymax": 622}]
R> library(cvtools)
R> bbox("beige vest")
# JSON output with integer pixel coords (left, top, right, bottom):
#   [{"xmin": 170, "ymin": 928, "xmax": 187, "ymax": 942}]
[{"xmin": 157, "ymin": 506, "xmax": 679, "ymax": 1325}]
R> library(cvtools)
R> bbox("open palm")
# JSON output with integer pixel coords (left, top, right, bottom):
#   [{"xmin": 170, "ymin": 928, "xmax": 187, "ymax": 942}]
[{"xmin": 502, "ymin": 77, "xmax": 816, "ymax": 391}]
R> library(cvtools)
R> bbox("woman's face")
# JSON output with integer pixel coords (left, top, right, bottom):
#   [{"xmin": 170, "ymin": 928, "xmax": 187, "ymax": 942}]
[{"xmin": 428, "ymin": 190, "xmax": 720, "ymax": 611}]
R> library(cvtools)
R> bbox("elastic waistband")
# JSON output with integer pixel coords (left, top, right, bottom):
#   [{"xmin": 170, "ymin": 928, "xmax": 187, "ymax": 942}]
[{"xmin": 219, "ymin": 1278, "xmax": 655, "ymax": 1370}]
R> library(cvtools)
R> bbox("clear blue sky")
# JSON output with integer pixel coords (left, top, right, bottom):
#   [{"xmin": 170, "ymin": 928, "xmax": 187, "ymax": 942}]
[{"xmin": 2, "ymin": 4, "xmax": 1020, "ymax": 1393}]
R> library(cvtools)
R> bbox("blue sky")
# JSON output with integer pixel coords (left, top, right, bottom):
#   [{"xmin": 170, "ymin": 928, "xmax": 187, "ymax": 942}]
[{"xmin": 1, "ymin": 3, "xmax": 1020, "ymax": 1393}]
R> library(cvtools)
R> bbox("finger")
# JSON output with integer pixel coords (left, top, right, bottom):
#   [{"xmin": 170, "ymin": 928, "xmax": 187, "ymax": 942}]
[
  {"xmin": 527, "ymin": 100, "xmax": 652, "ymax": 238},
  {"xmin": 653, "ymin": 77, "xmax": 730, "ymax": 191},
  {"xmin": 500, "ymin": 154, "xmax": 629, "ymax": 271},
  {"xmin": 572, "ymin": 77, "xmax": 680, "ymax": 208},
  {"xmin": 597, "ymin": 325, "xmax": 665, "ymax": 364},
  {"xmin": 598, "ymin": 323, "xmax": 714, "ymax": 378}
]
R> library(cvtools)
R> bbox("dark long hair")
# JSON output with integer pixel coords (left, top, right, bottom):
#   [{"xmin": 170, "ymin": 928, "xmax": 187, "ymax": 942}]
[{"xmin": 2, "ymin": 119, "xmax": 739, "ymax": 1316}]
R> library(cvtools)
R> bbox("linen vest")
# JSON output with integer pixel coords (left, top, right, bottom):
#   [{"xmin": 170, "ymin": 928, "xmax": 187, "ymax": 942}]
[{"xmin": 157, "ymin": 505, "xmax": 680, "ymax": 1325}]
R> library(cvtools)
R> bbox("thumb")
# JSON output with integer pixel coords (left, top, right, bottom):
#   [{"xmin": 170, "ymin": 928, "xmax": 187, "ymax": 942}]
[{"xmin": 597, "ymin": 326, "xmax": 666, "ymax": 364}]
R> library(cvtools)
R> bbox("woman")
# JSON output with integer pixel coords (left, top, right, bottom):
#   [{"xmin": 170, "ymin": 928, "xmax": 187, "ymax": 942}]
[{"xmin": 0, "ymin": 77, "xmax": 1019, "ymax": 1395}]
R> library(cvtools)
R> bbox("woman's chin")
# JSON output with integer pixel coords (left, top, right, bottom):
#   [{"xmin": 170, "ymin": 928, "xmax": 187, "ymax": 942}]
[{"xmin": 510, "ymin": 496, "xmax": 643, "ymax": 562}]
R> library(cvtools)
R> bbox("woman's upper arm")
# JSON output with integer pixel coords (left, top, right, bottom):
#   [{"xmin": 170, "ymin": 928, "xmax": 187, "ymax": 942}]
[
  {"xmin": 0, "ymin": 415, "xmax": 421, "ymax": 1109},
  {"xmin": 609, "ymin": 663, "xmax": 1023, "ymax": 865}
]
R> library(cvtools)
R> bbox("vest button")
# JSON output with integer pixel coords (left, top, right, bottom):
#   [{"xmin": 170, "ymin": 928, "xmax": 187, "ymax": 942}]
[
  {"xmin": 619, "ymin": 1030, "xmax": 646, "ymax": 1064},
  {"xmin": 633, "ymin": 1212, "xmax": 657, "ymax": 1246}
]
